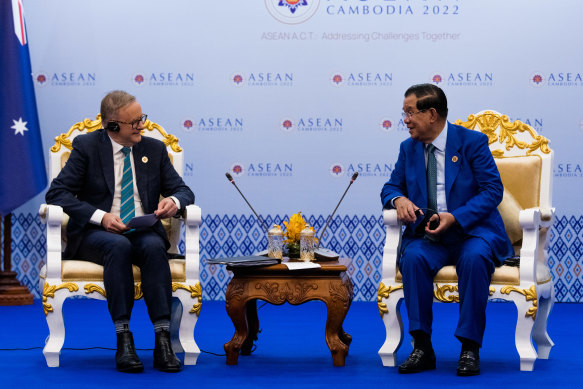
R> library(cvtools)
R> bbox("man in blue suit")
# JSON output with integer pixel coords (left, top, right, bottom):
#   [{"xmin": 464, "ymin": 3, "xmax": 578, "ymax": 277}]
[
  {"xmin": 46, "ymin": 90, "xmax": 194, "ymax": 373},
  {"xmin": 380, "ymin": 84, "xmax": 513, "ymax": 376}
]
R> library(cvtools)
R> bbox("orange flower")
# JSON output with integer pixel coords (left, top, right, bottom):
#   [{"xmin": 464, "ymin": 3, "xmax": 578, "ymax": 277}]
[{"xmin": 282, "ymin": 212, "xmax": 317, "ymax": 244}]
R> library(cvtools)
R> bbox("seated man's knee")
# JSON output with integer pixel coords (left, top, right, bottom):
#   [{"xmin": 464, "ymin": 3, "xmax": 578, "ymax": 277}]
[
  {"xmin": 399, "ymin": 249, "xmax": 426, "ymax": 273},
  {"xmin": 101, "ymin": 236, "xmax": 133, "ymax": 266},
  {"xmin": 109, "ymin": 236, "xmax": 132, "ymax": 253},
  {"xmin": 139, "ymin": 239, "xmax": 166, "ymax": 255},
  {"xmin": 457, "ymin": 241, "xmax": 494, "ymax": 273}
]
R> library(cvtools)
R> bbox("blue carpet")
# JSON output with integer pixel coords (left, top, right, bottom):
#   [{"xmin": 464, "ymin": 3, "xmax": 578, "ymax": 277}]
[{"xmin": 0, "ymin": 299, "xmax": 580, "ymax": 388}]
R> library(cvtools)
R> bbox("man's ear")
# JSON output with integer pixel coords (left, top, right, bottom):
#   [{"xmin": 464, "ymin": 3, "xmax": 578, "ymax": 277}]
[{"xmin": 428, "ymin": 107, "xmax": 439, "ymax": 123}]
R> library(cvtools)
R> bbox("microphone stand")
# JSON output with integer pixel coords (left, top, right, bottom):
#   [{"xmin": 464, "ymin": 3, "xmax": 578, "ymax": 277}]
[
  {"xmin": 314, "ymin": 172, "xmax": 359, "ymax": 260},
  {"xmin": 225, "ymin": 173, "xmax": 269, "ymax": 233}
]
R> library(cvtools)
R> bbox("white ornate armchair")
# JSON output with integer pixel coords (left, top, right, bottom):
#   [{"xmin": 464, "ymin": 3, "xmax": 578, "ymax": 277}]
[
  {"xmin": 378, "ymin": 110, "xmax": 555, "ymax": 371},
  {"xmin": 39, "ymin": 115, "xmax": 202, "ymax": 367}
]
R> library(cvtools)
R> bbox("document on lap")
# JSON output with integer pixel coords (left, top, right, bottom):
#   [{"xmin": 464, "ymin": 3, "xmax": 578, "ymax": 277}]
[{"xmin": 125, "ymin": 213, "xmax": 158, "ymax": 229}]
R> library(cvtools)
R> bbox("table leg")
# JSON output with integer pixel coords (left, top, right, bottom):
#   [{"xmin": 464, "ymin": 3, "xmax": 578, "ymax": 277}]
[
  {"xmin": 324, "ymin": 280, "xmax": 352, "ymax": 366},
  {"xmin": 241, "ymin": 299, "xmax": 259, "ymax": 355},
  {"xmin": 224, "ymin": 281, "xmax": 249, "ymax": 365}
]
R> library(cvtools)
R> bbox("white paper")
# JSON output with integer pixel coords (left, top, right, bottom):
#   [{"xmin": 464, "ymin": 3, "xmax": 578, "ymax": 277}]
[
  {"xmin": 284, "ymin": 262, "xmax": 321, "ymax": 270},
  {"xmin": 126, "ymin": 213, "xmax": 158, "ymax": 228}
]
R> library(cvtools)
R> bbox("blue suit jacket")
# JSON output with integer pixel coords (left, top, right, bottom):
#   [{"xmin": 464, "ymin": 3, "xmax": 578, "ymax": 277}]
[
  {"xmin": 380, "ymin": 122, "xmax": 513, "ymax": 264},
  {"xmin": 46, "ymin": 129, "xmax": 194, "ymax": 259}
]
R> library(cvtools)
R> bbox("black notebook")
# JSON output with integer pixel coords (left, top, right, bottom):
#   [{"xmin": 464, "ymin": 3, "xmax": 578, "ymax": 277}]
[{"xmin": 206, "ymin": 255, "xmax": 279, "ymax": 267}]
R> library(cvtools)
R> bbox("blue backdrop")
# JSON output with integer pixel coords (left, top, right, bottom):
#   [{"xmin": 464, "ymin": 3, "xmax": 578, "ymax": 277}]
[{"xmin": 5, "ymin": 0, "xmax": 583, "ymax": 302}]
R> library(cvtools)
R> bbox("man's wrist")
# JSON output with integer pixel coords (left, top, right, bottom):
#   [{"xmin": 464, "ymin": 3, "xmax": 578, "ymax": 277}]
[
  {"xmin": 169, "ymin": 196, "xmax": 180, "ymax": 209},
  {"xmin": 390, "ymin": 196, "xmax": 403, "ymax": 208},
  {"xmin": 90, "ymin": 209, "xmax": 106, "ymax": 226}
]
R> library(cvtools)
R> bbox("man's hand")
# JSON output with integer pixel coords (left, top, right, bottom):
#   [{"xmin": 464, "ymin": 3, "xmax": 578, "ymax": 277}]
[
  {"xmin": 394, "ymin": 197, "xmax": 422, "ymax": 224},
  {"xmin": 425, "ymin": 212, "xmax": 457, "ymax": 238},
  {"xmin": 101, "ymin": 213, "xmax": 130, "ymax": 234},
  {"xmin": 154, "ymin": 197, "xmax": 178, "ymax": 219}
]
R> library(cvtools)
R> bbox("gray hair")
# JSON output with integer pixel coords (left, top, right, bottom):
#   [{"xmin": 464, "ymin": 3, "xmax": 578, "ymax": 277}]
[{"xmin": 100, "ymin": 90, "xmax": 136, "ymax": 127}]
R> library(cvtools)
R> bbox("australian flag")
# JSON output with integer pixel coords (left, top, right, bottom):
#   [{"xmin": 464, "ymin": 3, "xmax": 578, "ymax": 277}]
[{"xmin": 0, "ymin": 0, "xmax": 47, "ymax": 214}]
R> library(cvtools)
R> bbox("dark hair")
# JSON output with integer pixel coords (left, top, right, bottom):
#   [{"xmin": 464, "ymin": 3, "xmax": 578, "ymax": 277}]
[{"xmin": 404, "ymin": 84, "xmax": 448, "ymax": 119}]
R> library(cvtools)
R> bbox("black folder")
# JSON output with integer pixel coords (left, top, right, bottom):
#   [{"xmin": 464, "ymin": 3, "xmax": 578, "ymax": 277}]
[{"xmin": 206, "ymin": 255, "xmax": 279, "ymax": 267}]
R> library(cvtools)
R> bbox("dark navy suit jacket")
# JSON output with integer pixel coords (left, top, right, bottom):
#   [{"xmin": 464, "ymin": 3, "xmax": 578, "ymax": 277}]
[
  {"xmin": 46, "ymin": 129, "xmax": 194, "ymax": 259},
  {"xmin": 380, "ymin": 122, "xmax": 513, "ymax": 264}
]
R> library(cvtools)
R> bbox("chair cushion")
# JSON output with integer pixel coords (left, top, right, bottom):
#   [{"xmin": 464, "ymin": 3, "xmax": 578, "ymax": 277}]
[
  {"xmin": 495, "ymin": 155, "xmax": 541, "ymax": 210},
  {"xmin": 40, "ymin": 259, "xmax": 187, "ymax": 282},
  {"xmin": 395, "ymin": 265, "xmax": 520, "ymax": 285}
]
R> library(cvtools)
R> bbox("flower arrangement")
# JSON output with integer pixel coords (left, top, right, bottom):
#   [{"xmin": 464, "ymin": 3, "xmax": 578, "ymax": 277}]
[{"xmin": 278, "ymin": 212, "xmax": 317, "ymax": 258}]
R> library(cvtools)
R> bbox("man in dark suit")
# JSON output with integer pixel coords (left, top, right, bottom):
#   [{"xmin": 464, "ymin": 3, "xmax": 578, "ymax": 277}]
[
  {"xmin": 380, "ymin": 84, "xmax": 513, "ymax": 376},
  {"xmin": 46, "ymin": 90, "xmax": 194, "ymax": 373}
]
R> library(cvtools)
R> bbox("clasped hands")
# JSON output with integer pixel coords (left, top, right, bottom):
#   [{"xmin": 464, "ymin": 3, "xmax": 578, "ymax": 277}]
[
  {"xmin": 101, "ymin": 197, "xmax": 178, "ymax": 234},
  {"xmin": 393, "ymin": 197, "xmax": 456, "ymax": 238}
]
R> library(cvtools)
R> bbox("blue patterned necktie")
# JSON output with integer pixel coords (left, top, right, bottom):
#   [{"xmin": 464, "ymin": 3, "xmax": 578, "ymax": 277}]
[
  {"xmin": 426, "ymin": 143, "xmax": 437, "ymax": 215},
  {"xmin": 120, "ymin": 147, "xmax": 135, "ymax": 224}
]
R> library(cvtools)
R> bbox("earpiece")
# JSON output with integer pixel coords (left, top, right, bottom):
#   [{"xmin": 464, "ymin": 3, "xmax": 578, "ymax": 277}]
[{"xmin": 105, "ymin": 121, "xmax": 120, "ymax": 132}]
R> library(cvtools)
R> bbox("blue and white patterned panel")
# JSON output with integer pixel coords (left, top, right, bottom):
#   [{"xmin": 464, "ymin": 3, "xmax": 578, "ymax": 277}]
[
  {"xmin": 550, "ymin": 215, "xmax": 583, "ymax": 302},
  {"xmin": 4, "ymin": 212, "xmax": 583, "ymax": 302}
]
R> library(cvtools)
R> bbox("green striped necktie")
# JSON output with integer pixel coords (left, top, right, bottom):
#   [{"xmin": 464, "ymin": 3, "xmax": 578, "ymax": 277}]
[{"xmin": 120, "ymin": 146, "xmax": 135, "ymax": 224}]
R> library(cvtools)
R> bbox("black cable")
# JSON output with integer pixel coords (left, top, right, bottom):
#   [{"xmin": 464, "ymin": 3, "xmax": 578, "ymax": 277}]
[
  {"xmin": 414, "ymin": 207, "xmax": 440, "ymax": 230},
  {"xmin": 1, "ymin": 302, "xmax": 270, "ymax": 355},
  {"xmin": 257, "ymin": 301, "xmax": 268, "ymax": 310}
]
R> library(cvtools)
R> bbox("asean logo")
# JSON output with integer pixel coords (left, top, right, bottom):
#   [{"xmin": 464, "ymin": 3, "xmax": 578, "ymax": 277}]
[
  {"xmin": 329, "ymin": 163, "xmax": 344, "ymax": 177},
  {"xmin": 133, "ymin": 73, "xmax": 145, "ymax": 86},
  {"xmin": 265, "ymin": 0, "xmax": 320, "ymax": 25},
  {"xmin": 181, "ymin": 118, "xmax": 194, "ymax": 132},
  {"xmin": 530, "ymin": 73, "xmax": 544, "ymax": 87},
  {"xmin": 431, "ymin": 74, "xmax": 443, "ymax": 84},
  {"xmin": 231, "ymin": 162, "xmax": 245, "ymax": 177},
  {"xmin": 34, "ymin": 72, "xmax": 47, "ymax": 86},
  {"xmin": 281, "ymin": 118, "xmax": 294, "ymax": 132},
  {"xmin": 331, "ymin": 73, "xmax": 343, "ymax": 86},
  {"xmin": 379, "ymin": 119, "xmax": 393, "ymax": 133},
  {"xmin": 232, "ymin": 74, "xmax": 244, "ymax": 86}
]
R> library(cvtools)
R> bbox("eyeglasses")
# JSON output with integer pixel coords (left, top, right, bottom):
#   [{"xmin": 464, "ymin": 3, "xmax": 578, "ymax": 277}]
[
  {"xmin": 114, "ymin": 114, "xmax": 148, "ymax": 129},
  {"xmin": 401, "ymin": 109, "xmax": 428, "ymax": 119}
]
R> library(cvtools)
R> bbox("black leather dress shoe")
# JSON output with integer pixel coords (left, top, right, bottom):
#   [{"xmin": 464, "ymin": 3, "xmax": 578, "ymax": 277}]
[
  {"xmin": 153, "ymin": 330, "xmax": 182, "ymax": 372},
  {"xmin": 116, "ymin": 331, "xmax": 144, "ymax": 373},
  {"xmin": 398, "ymin": 348, "xmax": 436, "ymax": 374},
  {"xmin": 457, "ymin": 350, "xmax": 480, "ymax": 376}
]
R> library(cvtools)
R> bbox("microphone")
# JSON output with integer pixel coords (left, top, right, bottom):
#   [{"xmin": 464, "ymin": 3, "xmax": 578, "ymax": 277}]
[
  {"xmin": 314, "ymin": 172, "xmax": 359, "ymax": 261},
  {"xmin": 225, "ymin": 172, "xmax": 269, "ymax": 233}
]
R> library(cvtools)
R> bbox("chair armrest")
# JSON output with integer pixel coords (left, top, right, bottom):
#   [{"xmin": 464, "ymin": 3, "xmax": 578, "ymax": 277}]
[
  {"xmin": 39, "ymin": 204, "xmax": 64, "ymax": 280},
  {"xmin": 382, "ymin": 209, "xmax": 402, "ymax": 280},
  {"xmin": 184, "ymin": 204, "xmax": 202, "ymax": 280},
  {"xmin": 539, "ymin": 207, "xmax": 555, "ymax": 228},
  {"xmin": 518, "ymin": 207, "xmax": 555, "ymax": 284}
]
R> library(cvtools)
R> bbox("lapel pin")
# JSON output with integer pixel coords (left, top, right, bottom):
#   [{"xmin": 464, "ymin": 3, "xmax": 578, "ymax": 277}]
[
  {"xmin": 142, "ymin": 156, "xmax": 148, "ymax": 163},
  {"xmin": 452, "ymin": 156, "xmax": 459, "ymax": 163}
]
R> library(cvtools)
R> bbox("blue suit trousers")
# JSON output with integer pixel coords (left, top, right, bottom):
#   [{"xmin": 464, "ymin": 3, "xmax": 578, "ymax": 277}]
[{"xmin": 399, "ymin": 233, "xmax": 496, "ymax": 346}]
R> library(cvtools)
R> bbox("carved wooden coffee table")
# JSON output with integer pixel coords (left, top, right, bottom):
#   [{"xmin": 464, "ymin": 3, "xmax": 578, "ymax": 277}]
[{"xmin": 224, "ymin": 257, "xmax": 353, "ymax": 366}]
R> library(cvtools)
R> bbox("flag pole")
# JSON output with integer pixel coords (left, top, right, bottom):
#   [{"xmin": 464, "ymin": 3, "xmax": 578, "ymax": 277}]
[{"xmin": 0, "ymin": 213, "xmax": 34, "ymax": 305}]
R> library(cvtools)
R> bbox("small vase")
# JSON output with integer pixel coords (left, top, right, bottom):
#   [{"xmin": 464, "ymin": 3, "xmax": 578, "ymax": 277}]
[{"xmin": 286, "ymin": 243, "xmax": 300, "ymax": 259}]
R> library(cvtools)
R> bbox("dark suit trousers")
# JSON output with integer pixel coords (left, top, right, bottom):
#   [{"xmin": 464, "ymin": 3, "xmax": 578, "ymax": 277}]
[
  {"xmin": 76, "ymin": 227, "xmax": 172, "ymax": 324},
  {"xmin": 398, "ymin": 233, "xmax": 496, "ymax": 346}
]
